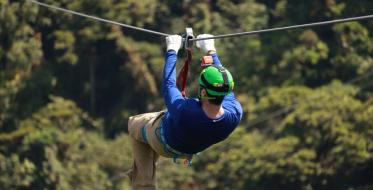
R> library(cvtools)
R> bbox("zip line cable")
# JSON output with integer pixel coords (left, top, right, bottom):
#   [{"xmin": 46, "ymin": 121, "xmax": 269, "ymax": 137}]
[
  {"xmin": 247, "ymin": 69, "xmax": 373, "ymax": 128},
  {"xmin": 27, "ymin": 0, "xmax": 373, "ymax": 41},
  {"xmin": 191, "ymin": 14, "xmax": 373, "ymax": 41},
  {"xmin": 27, "ymin": 0, "xmax": 169, "ymax": 37}
]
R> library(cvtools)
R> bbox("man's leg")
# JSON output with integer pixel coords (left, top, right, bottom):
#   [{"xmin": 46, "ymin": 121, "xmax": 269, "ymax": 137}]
[
  {"xmin": 127, "ymin": 112, "xmax": 161, "ymax": 190},
  {"xmin": 130, "ymin": 136, "xmax": 159, "ymax": 190}
]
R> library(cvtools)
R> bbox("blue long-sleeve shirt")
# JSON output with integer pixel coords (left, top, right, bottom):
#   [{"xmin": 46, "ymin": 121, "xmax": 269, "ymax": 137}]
[{"xmin": 162, "ymin": 50, "xmax": 243, "ymax": 154}]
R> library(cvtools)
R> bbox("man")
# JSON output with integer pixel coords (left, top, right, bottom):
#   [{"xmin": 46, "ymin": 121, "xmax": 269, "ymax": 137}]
[{"xmin": 127, "ymin": 34, "xmax": 243, "ymax": 190}]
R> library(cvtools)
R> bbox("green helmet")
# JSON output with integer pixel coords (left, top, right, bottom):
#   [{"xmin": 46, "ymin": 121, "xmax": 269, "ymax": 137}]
[{"xmin": 198, "ymin": 65, "xmax": 234, "ymax": 96}]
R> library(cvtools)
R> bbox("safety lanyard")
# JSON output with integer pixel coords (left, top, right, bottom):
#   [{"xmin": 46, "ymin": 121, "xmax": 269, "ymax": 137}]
[
  {"xmin": 177, "ymin": 48, "xmax": 192, "ymax": 97},
  {"xmin": 176, "ymin": 28, "xmax": 194, "ymax": 97}
]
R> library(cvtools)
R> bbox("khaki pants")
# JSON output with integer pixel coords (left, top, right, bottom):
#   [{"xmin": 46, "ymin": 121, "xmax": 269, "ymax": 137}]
[{"xmin": 127, "ymin": 111, "xmax": 173, "ymax": 190}]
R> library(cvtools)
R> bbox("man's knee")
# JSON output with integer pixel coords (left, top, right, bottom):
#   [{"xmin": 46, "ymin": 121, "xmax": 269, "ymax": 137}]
[
  {"xmin": 128, "ymin": 116, "xmax": 135, "ymax": 136},
  {"xmin": 128, "ymin": 115, "xmax": 142, "ymax": 137}
]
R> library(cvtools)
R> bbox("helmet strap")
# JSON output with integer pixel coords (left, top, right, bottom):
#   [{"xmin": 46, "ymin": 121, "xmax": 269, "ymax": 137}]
[{"xmin": 211, "ymin": 65, "xmax": 229, "ymax": 91}]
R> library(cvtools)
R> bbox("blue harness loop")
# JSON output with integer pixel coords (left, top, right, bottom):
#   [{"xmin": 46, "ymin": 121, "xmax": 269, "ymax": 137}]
[
  {"xmin": 155, "ymin": 120, "xmax": 196, "ymax": 167},
  {"xmin": 141, "ymin": 111, "xmax": 165, "ymax": 144},
  {"xmin": 141, "ymin": 111, "xmax": 197, "ymax": 166},
  {"xmin": 141, "ymin": 126, "xmax": 148, "ymax": 143}
]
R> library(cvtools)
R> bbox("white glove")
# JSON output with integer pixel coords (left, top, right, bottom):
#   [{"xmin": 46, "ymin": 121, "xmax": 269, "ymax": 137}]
[
  {"xmin": 196, "ymin": 34, "xmax": 216, "ymax": 54},
  {"xmin": 166, "ymin": 35, "xmax": 182, "ymax": 53}
]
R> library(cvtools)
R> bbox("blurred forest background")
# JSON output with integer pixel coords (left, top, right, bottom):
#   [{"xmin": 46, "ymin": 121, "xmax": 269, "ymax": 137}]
[{"xmin": 1, "ymin": 0, "xmax": 372, "ymax": 189}]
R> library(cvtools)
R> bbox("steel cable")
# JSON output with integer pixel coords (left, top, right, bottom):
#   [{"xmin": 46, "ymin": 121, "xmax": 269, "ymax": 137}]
[
  {"xmin": 191, "ymin": 14, "xmax": 373, "ymax": 41},
  {"xmin": 26, "ymin": 0, "xmax": 373, "ymax": 42}
]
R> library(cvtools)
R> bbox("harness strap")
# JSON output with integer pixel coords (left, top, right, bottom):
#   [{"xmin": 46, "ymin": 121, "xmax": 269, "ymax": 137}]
[
  {"xmin": 177, "ymin": 48, "xmax": 192, "ymax": 97},
  {"xmin": 141, "ymin": 126, "xmax": 148, "ymax": 143},
  {"xmin": 141, "ymin": 111, "xmax": 165, "ymax": 144}
]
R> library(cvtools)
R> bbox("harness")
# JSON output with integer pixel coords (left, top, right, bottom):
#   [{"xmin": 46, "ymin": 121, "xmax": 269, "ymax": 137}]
[
  {"xmin": 155, "ymin": 120, "xmax": 195, "ymax": 166},
  {"xmin": 140, "ymin": 111, "xmax": 196, "ymax": 166}
]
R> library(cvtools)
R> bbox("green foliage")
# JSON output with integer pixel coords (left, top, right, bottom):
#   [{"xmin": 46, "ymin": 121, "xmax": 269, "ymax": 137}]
[
  {"xmin": 157, "ymin": 158, "xmax": 195, "ymax": 190},
  {"xmin": 332, "ymin": 22, "xmax": 373, "ymax": 74},
  {"xmin": 20, "ymin": 96, "xmax": 102, "ymax": 129},
  {"xmin": 0, "ymin": 0, "xmax": 372, "ymax": 189},
  {"xmin": 0, "ymin": 154, "xmax": 36, "ymax": 189},
  {"xmin": 195, "ymin": 129, "xmax": 318, "ymax": 190}
]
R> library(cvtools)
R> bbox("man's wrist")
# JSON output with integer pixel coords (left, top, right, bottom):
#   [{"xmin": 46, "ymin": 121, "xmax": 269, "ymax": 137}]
[
  {"xmin": 167, "ymin": 49, "xmax": 178, "ymax": 54},
  {"xmin": 207, "ymin": 50, "xmax": 216, "ymax": 55}
]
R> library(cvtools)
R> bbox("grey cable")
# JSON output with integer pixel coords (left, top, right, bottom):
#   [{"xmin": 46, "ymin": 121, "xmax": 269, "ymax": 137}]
[
  {"xmin": 247, "ymin": 69, "xmax": 373, "ymax": 128},
  {"xmin": 191, "ymin": 14, "xmax": 373, "ymax": 41},
  {"xmin": 26, "ymin": 0, "xmax": 373, "ymax": 41},
  {"xmin": 27, "ymin": 0, "xmax": 169, "ymax": 37}
]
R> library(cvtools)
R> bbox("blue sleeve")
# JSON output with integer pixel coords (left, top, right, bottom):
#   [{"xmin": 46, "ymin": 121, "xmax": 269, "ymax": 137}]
[
  {"xmin": 162, "ymin": 51, "xmax": 185, "ymax": 115},
  {"xmin": 223, "ymin": 92, "xmax": 243, "ymax": 121},
  {"xmin": 212, "ymin": 53, "xmax": 241, "ymax": 118},
  {"xmin": 211, "ymin": 53, "xmax": 222, "ymax": 66}
]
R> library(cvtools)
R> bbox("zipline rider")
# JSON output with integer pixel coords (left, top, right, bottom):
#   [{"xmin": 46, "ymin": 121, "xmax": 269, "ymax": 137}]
[{"xmin": 127, "ymin": 34, "xmax": 243, "ymax": 190}]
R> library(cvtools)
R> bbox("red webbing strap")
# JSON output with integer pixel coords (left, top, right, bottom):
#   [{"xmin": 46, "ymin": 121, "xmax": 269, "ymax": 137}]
[{"xmin": 177, "ymin": 48, "xmax": 192, "ymax": 97}]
